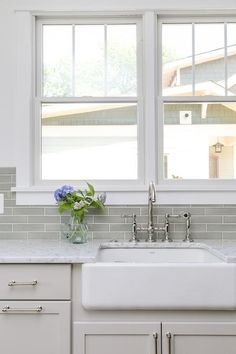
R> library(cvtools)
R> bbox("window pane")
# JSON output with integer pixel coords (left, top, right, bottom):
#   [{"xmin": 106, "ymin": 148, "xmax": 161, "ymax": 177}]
[
  {"xmin": 162, "ymin": 24, "xmax": 192, "ymax": 96},
  {"xmin": 164, "ymin": 103, "xmax": 236, "ymax": 179},
  {"xmin": 107, "ymin": 25, "xmax": 137, "ymax": 96},
  {"xmin": 43, "ymin": 25, "xmax": 73, "ymax": 97},
  {"xmin": 42, "ymin": 24, "xmax": 137, "ymax": 97},
  {"xmin": 75, "ymin": 24, "xmax": 137, "ymax": 97},
  {"xmin": 195, "ymin": 23, "xmax": 225, "ymax": 96},
  {"xmin": 41, "ymin": 103, "xmax": 137, "ymax": 180},
  {"xmin": 227, "ymin": 23, "xmax": 236, "ymax": 96},
  {"xmin": 75, "ymin": 25, "xmax": 105, "ymax": 96}
]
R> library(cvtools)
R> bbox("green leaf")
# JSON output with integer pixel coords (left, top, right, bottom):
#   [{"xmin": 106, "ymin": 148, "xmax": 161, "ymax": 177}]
[
  {"xmin": 74, "ymin": 207, "xmax": 88, "ymax": 222},
  {"xmin": 58, "ymin": 201, "xmax": 72, "ymax": 213},
  {"xmin": 86, "ymin": 182, "xmax": 95, "ymax": 196},
  {"xmin": 91, "ymin": 200, "xmax": 104, "ymax": 209}
]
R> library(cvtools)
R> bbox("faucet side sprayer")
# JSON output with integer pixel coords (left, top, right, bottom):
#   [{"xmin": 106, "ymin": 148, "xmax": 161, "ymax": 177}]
[{"xmin": 182, "ymin": 212, "xmax": 193, "ymax": 242}]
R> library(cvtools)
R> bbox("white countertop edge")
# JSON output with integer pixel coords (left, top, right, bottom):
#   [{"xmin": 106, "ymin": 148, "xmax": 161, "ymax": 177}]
[{"xmin": 0, "ymin": 238, "xmax": 235, "ymax": 263}]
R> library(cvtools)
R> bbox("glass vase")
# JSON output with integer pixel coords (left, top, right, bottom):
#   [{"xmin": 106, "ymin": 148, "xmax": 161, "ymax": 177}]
[{"xmin": 65, "ymin": 216, "xmax": 88, "ymax": 244}]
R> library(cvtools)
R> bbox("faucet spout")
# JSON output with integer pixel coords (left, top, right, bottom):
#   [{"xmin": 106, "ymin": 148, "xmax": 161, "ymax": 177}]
[
  {"xmin": 149, "ymin": 181, "xmax": 156, "ymax": 203},
  {"xmin": 147, "ymin": 181, "xmax": 156, "ymax": 242}
]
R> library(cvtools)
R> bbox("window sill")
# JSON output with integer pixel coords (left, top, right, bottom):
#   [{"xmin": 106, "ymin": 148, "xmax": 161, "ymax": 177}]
[{"xmin": 12, "ymin": 186, "xmax": 236, "ymax": 205}]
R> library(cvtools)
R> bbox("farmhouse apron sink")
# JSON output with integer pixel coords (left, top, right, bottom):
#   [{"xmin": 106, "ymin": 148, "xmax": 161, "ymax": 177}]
[{"xmin": 82, "ymin": 246, "xmax": 236, "ymax": 310}]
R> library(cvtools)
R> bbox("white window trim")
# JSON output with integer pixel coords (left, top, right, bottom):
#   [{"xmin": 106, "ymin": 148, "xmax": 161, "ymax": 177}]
[
  {"xmin": 13, "ymin": 10, "xmax": 236, "ymax": 205},
  {"xmin": 156, "ymin": 14, "xmax": 236, "ymax": 203},
  {"xmin": 14, "ymin": 11, "xmax": 155, "ymax": 205},
  {"xmin": 35, "ymin": 16, "xmax": 144, "ymax": 188}
]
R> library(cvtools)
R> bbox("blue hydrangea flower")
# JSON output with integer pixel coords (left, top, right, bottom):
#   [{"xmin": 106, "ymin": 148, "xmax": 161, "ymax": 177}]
[{"xmin": 54, "ymin": 185, "xmax": 74, "ymax": 201}]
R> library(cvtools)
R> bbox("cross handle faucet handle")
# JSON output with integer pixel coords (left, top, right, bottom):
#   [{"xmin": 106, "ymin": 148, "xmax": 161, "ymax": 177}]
[{"xmin": 121, "ymin": 214, "xmax": 139, "ymax": 242}]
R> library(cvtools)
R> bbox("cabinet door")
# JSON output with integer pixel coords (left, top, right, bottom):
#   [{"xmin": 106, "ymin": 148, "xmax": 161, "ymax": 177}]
[
  {"xmin": 0, "ymin": 301, "xmax": 70, "ymax": 354},
  {"xmin": 162, "ymin": 322, "xmax": 236, "ymax": 354},
  {"xmin": 74, "ymin": 322, "xmax": 161, "ymax": 354}
]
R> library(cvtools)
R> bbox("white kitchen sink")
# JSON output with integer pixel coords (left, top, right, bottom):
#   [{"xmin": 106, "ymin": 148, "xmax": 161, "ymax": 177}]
[
  {"xmin": 96, "ymin": 247, "xmax": 222, "ymax": 263},
  {"xmin": 82, "ymin": 245, "xmax": 236, "ymax": 310}
]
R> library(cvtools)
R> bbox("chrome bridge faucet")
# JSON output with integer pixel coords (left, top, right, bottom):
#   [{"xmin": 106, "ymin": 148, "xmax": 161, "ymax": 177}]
[
  {"xmin": 122, "ymin": 182, "xmax": 193, "ymax": 243},
  {"xmin": 125, "ymin": 182, "xmax": 166, "ymax": 242}
]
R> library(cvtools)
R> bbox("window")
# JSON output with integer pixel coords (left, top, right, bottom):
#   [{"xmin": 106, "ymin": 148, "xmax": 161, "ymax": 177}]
[
  {"xmin": 14, "ymin": 11, "xmax": 236, "ymax": 204},
  {"xmin": 36, "ymin": 18, "xmax": 142, "ymax": 183},
  {"xmin": 160, "ymin": 19, "xmax": 236, "ymax": 181}
]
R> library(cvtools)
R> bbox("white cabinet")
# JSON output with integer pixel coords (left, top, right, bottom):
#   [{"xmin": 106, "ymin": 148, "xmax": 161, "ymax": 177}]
[
  {"xmin": 0, "ymin": 264, "xmax": 71, "ymax": 299},
  {"xmin": 0, "ymin": 301, "xmax": 70, "ymax": 354},
  {"xmin": 74, "ymin": 322, "xmax": 161, "ymax": 354},
  {"xmin": 162, "ymin": 322, "xmax": 236, "ymax": 354},
  {"xmin": 74, "ymin": 321, "xmax": 236, "ymax": 354},
  {"xmin": 0, "ymin": 265, "xmax": 71, "ymax": 354}
]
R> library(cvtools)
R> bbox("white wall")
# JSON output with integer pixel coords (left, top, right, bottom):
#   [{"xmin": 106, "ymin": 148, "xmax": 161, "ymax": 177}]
[{"xmin": 1, "ymin": 0, "xmax": 236, "ymax": 167}]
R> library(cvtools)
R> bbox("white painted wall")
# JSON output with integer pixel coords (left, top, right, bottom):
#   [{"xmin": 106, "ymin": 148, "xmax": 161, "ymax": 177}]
[{"xmin": 1, "ymin": 0, "xmax": 236, "ymax": 167}]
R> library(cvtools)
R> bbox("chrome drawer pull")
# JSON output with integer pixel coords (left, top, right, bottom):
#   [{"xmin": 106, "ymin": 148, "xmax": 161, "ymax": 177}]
[
  {"xmin": 153, "ymin": 332, "xmax": 158, "ymax": 354},
  {"xmin": 166, "ymin": 332, "xmax": 172, "ymax": 354},
  {"xmin": 2, "ymin": 306, "xmax": 43, "ymax": 313},
  {"xmin": 2, "ymin": 305, "xmax": 42, "ymax": 313},
  {"xmin": 8, "ymin": 280, "xmax": 38, "ymax": 286}
]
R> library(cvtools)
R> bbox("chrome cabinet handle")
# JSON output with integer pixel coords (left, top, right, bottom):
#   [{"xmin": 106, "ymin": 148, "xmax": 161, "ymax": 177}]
[
  {"xmin": 2, "ymin": 306, "xmax": 43, "ymax": 313},
  {"xmin": 8, "ymin": 280, "xmax": 38, "ymax": 286},
  {"xmin": 153, "ymin": 332, "xmax": 158, "ymax": 354},
  {"xmin": 166, "ymin": 332, "xmax": 172, "ymax": 354}
]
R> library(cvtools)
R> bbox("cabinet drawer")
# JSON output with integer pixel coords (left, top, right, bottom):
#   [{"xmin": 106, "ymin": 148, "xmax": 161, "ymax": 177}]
[
  {"xmin": 0, "ymin": 265, "xmax": 71, "ymax": 300},
  {"xmin": 0, "ymin": 301, "xmax": 70, "ymax": 354}
]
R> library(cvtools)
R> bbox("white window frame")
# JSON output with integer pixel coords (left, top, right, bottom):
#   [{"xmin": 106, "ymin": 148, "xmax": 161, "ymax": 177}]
[
  {"xmin": 156, "ymin": 14, "xmax": 236, "ymax": 203},
  {"xmin": 13, "ymin": 10, "xmax": 236, "ymax": 205},
  {"xmin": 14, "ymin": 11, "xmax": 157, "ymax": 205},
  {"xmin": 35, "ymin": 17, "xmax": 144, "ymax": 187}
]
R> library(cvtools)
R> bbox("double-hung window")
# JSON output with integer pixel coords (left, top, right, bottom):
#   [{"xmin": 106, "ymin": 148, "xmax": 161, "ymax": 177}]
[
  {"xmin": 35, "ymin": 17, "xmax": 143, "ymax": 186},
  {"xmin": 15, "ymin": 11, "xmax": 236, "ymax": 204},
  {"xmin": 159, "ymin": 18, "xmax": 236, "ymax": 184}
]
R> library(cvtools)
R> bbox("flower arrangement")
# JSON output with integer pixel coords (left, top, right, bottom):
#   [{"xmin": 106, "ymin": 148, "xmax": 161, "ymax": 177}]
[
  {"xmin": 54, "ymin": 183, "xmax": 106, "ymax": 223},
  {"xmin": 54, "ymin": 183, "xmax": 106, "ymax": 243},
  {"xmin": 54, "ymin": 182, "xmax": 105, "ymax": 222}
]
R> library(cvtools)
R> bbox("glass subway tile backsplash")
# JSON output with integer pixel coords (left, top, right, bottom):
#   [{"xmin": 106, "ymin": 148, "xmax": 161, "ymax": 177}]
[{"xmin": 0, "ymin": 167, "xmax": 235, "ymax": 241}]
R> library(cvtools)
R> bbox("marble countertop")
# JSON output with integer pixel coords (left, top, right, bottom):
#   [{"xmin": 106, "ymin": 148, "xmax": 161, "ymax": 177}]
[
  {"xmin": 0, "ymin": 239, "xmax": 98, "ymax": 263},
  {"xmin": 0, "ymin": 238, "xmax": 235, "ymax": 263}
]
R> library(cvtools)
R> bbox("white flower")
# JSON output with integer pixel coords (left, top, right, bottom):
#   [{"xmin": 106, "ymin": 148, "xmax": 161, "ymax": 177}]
[{"xmin": 73, "ymin": 201, "xmax": 85, "ymax": 210}]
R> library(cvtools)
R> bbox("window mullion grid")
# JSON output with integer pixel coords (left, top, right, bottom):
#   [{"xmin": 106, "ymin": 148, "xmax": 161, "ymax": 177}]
[
  {"xmin": 41, "ymin": 97, "xmax": 138, "ymax": 103},
  {"xmin": 157, "ymin": 19, "xmax": 163, "ymax": 182},
  {"xmin": 224, "ymin": 22, "xmax": 228, "ymax": 96},
  {"xmin": 72, "ymin": 24, "xmax": 76, "ymax": 96},
  {"xmin": 104, "ymin": 24, "xmax": 108, "ymax": 96},
  {"xmin": 38, "ymin": 22, "xmax": 44, "ymax": 98},
  {"xmin": 35, "ymin": 22, "xmax": 43, "ymax": 184},
  {"xmin": 192, "ymin": 22, "xmax": 195, "ymax": 96},
  {"xmin": 162, "ymin": 96, "xmax": 236, "ymax": 103},
  {"xmin": 134, "ymin": 20, "xmax": 143, "ymax": 183}
]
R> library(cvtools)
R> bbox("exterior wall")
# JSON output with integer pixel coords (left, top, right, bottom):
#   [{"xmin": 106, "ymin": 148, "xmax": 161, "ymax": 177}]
[
  {"xmin": 43, "ymin": 106, "xmax": 136, "ymax": 126},
  {"xmin": 165, "ymin": 104, "xmax": 236, "ymax": 124},
  {"xmin": 180, "ymin": 55, "xmax": 236, "ymax": 86},
  {"xmin": 1, "ymin": 167, "xmax": 236, "ymax": 241},
  {"xmin": 45, "ymin": 103, "xmax": 236, "ymax": 126}
]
